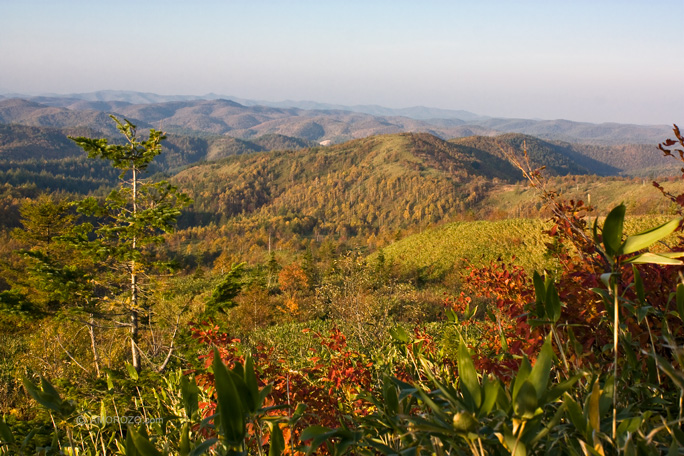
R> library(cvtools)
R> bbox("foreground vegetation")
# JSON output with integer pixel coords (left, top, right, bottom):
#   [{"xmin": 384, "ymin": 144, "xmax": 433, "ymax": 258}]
[{"xmin": 2, "ymin": 121, "xmax": 684, "ymax": 455}]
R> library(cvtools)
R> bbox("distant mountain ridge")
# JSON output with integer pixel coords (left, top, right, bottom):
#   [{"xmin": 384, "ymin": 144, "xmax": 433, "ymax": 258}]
[{"xmin": 0, "ymin": 93, "xmax": 673, "ymax": 147}]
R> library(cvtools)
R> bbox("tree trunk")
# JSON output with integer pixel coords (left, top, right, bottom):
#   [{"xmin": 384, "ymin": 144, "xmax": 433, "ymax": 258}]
[
  {"xmin": 88, "ymin": 315, "xmax": 101, "ymax": 378},
  {"xmin": 130, "ymin": 165, "xmax": 141, "ymax": 373}
]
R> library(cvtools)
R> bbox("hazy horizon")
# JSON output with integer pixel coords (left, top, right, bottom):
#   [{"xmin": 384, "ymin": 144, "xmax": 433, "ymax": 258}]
[{"xmin": 1, "ymin": 0, "xmax": 682, "ymax": 125}]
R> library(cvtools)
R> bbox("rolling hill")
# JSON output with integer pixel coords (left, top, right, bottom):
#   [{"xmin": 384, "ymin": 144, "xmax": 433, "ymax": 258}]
[{"xmin": 0, "ymin": 94, "xmax": 674, "ymax": 148}]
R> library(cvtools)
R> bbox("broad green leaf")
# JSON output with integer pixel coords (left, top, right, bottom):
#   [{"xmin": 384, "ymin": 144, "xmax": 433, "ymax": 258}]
[
  {"xmin": 588, "ymin": 380, "xmax": 601, "ymax": 432},
  {"xmin": 533, "ymin": 271, "xmax": 546, "ymax": 318},
  {"xmin": 624, "ymin": 252, "xmax": 684, "ymax": 265},
  {"xmin": 445, "ymin": 308, "xmax": 458, "ymax": 323},
  {"xmin": 678, "ymin": 283, "xmax": 684, "ymax": 323},
  {"xmin": 300, "ymin": 425, "xmax": 332, "ymax": 442},
  {"xmin": 181, "ymin": 375, "xmax": 199, "ymax": 420},
  {"xmin": 125, "ymin": 362, "xmax": 139, "ymax": 381},
  {"xmin": 22, "ymin": 376, "xmax": 61, "ymax": 412},
  {"xmin": 563, "ymin": 393, "xmax": 587, "ymax": 435},
  {"xmin": 0, "ymin": 416, "xmax": 15, "ymax": 445},
  {"xmin": 212, "ymin": 348, "xmax": 245, "ymax": 445},
  {"xmin": 632, "ymin": 265, "xmax": 645, "ymax": 304},
  {"xmin": 125, "ymin": 426, "xmax": 138, "ymax": 456},
  {"xmin": 602, "ymin": 204, "xmax": 625, "ymax": 256},
  {"xmin": 512, "ymin": 357, "xmax": 532, "ymax": 403},
  {"xmin": 545, "ymin": 282, "xmax": 561, "ymax": 323},
  {"xmin": 130, "ymin": 427, "xmax": 163, "ymax": 456},
  {"xmin": 382, "ymin": 376, "xmax": 399, "ymax": 415},
  {"xmin": 267, "ymin": 422, "xmax": 285, "ymax": 456},
  {"xmin": 479, "ymin": 375, "xmax": 500, "ymax": 417},
  {"xmin": 547, "ymin": 375, "xmax": 581, "ymax": 403},
  {"xmin": 600, "ymin": 273, "xmax": 614, "ymax": 289},
  {"xmin": 617, "ymin": 416, "xmax": 642, "ymax": 435},
  {"xmin": 457, "ymin": 338, "xmax": 482, "ymax": 410},
  {"xmin": 244, "ymin": 356, "xmax": 260, "ymax": 412},
  {"xmin": 528, "ymin": 334, "xmax": 554, "ymax": 401},
  {"xmin": 620, "ymin": 217, "xmax": 681, "ymax": 255},
  {"xmin": 180, "ymin": 423, "xmax": 190, "ymax": 456},
  {"xmin": 389, "ymin": 326, "xmax": 409, "ymax": 343},
  {"xmin": 513, "ymin": 380, "xmax": 538, "ymax": 419},
  {"xmin": 189, "ymin": 439, "xmax": 219, "ymax": 456}
]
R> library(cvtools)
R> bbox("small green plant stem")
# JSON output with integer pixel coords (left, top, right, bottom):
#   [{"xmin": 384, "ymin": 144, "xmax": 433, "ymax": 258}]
[
  {"xmin": 512, "ymin": 420, "xmax": 526, "ymax": 456},
  {"xmin": 551, "ymin": 326, "xmax": 570, "ymax": 374},
  {"xmin": 612, "ymin": 280, "xmax": 618, "ymax": 442},
  {"xmin": 49, "ymin": 412, "xmax": 63, "ymax": 453},
  {"xmin": 644, "ymin": 317, "xmax": 662, "ymax": 386}
]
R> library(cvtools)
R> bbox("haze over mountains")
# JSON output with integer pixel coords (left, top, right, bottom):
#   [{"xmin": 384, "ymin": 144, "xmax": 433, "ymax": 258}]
[
  {"xmin": 0, "ymin": 90, "xmax": 673, "ymax": 145},
  {"xmin": 0, "ymin": 90, "xmax": 678, "ymax": 190}
]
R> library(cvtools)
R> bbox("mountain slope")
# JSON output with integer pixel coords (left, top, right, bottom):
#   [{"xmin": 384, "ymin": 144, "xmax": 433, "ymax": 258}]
[
  {"xmin": 451, "ymin": 134, "xmax": 619, "ymax": 176},
  {"xmin": 172, "ymin": 133, "xmax": 522, "ymax": 233}
]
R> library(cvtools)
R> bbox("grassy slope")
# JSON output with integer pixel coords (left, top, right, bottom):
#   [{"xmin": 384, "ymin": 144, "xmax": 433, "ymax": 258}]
[
  {"xmin": 378, "ymin": 214, "xmax": 680, "ymax": 280},
  {"xmin": 483, "ymin": 176, "xmax": 684, "ymax": 218},
  {"xmin": 379, "ymin": 218, "xmax": 554, "ymax": 278}
]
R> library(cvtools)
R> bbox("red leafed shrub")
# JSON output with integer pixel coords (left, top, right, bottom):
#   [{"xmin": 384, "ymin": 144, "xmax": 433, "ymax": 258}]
[
  {"xmin": 445, "ymin": 259, "xmax": 543, "ymax": 380},
  {"xmin": 190, "ymin": 321, "xmax": 374, "ymax": 448}
]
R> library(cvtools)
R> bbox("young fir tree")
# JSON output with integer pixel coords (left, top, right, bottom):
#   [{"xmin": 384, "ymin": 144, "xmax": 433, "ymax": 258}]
[{"xmin": 69, "ymin": 116, "xmax": 191, "ymax": 373}]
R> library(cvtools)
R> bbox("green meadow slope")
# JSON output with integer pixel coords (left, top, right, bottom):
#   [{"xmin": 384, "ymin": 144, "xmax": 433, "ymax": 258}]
[{"xmin": 378, "ymin": 215, "xmax": 680, "ymax": 280}]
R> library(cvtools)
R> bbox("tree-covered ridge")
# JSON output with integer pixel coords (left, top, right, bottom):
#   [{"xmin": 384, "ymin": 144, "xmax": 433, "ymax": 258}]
[{"xmin": 173, "ymin": 133, "xmax": 517, "ymax": 236}]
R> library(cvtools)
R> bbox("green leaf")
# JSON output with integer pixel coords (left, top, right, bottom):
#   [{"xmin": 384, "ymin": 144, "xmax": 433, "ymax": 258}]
[
  {"xmin": 624, "ymin": 252, "xmax": 684, "ymax": 265},
  {"xmin": 125, "ymin": 426, "xmax": 138, "ymax": 456},
  {"xmin": 513, "ymin": 380, "xmax": 538, "ymax": 419},
  {"xmin": 130, "ymin": 427, "xmax": 163, "ymax": 456},
  {"xmin": 267, "ymin": 422, "xmax": 285, "ymax": 456},
  {"xmin": 457, "ymin": 338, "xmax": 482, "ymax": 410},
  {"xmin": 389, "ymin": 326, "xmax": 410, "ymax": 343},
  {"xmin": 244, "ymin": 355, "xmax": 260, "ymax": 412},
  {"xmin": 189, "ymin": 439, "xmax": 219, "ymax": 456},
  {"xmin": 602, "ymin": 204, "xmax": 625, "ymax": 257},
  {"xmin": 588, "ymin": 380, "xmax": 601, "ymax": 433},
  {"xmin": 445, "ymin": 308, "xmax": 458, "ymax": 323},
  {"xmin": 547, "ymin": 375, "xmax": 581, "ymax": 403},
  {"xmin": 181, "ymin": 375, "xmax": 199, "ymax": 420},
  {"xmin": 22, "ymin": 376, "xmax": 61, "ymax": 412},
  {"xmin": 544, "ymin": 282, "xmax": 561, "ymax": 323},
  {"xmin": 563, "ymin": 393, "xmax": 587, "ymax": 435},
  {"xmin": 300, "ymin": 425, "xmax": 332, "ymax": 442},
  {"xmin": 179, "ymin": 423, "xmax": 191, "ymax": 456},
  {"xmin": 479, "ymin": 375, "xmax": 500, "ymax": 417},
  {"xmin": 532, "ymin": 271, "xmax": 546, "ymax": 318},
  {"xmin": 527, "ymin": 334, "xmax": 554, "ymax": 401},
  {"xmin": 512, "ymin": 357, "xmax": 532, "ymax": 403},
  {"xmin": 0, "ymin": 416, "xmax": 15, "ymax": 445},
  {"xmin": 617, "ymin": 416, "xmax": 642, "ymax": 435},
  {"xmin": 212, "ymin": 348, "xmax": 245, "ymax": 446},
  {"xmin": 382, "ymin": 376, "xmax": 399, "ymax": 415},
  {"xmin": 677, "ymin": 283, "xmax": 684, "ymax": 323},
  {"xmin": 621, "ymin": 217, "xmax": 681, "ymax": 255},
  {"xmin": 632, "ymin": 265, "xmax": 645, "ymax": 304},
  {"xmin": 126, "ymin": 362, "xmax": 139, "ymax": 381}
]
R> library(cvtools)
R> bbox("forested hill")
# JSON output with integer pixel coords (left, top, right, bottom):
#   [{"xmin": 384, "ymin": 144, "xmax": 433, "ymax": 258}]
[
  {"xmin": 173, "ymin": 133, "xmax": 527, "ymax": 233},
  {"xmin": 451, "ymin": 134, "xmax": 620, "ymax": 176}
]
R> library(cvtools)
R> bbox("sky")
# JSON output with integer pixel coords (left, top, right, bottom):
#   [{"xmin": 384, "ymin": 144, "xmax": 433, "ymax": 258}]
[{"xmin": 1, "ymin": 0, "xmax": 682, "ymax": 125}]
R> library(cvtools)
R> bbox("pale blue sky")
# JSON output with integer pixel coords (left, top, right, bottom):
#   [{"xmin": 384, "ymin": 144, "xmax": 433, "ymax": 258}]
[{"xmin": 1, "ymin": 0, "xmax": 682, "ymax": 124}]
